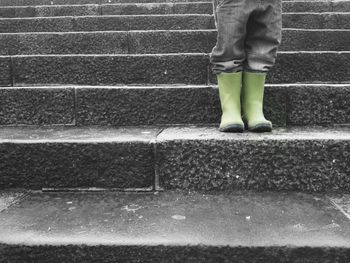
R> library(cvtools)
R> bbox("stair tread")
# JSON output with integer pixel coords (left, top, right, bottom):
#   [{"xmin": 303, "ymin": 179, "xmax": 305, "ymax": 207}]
[
  {"xmin": 0, "ymin": 125, "xmax": 349, "ymax": 142},
  {"xmin": 1, "ymin": 190, "xmax": 350, "ymax": 247}
]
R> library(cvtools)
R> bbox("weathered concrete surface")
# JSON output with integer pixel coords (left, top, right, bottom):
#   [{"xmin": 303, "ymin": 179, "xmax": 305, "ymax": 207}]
[
  {"xmin": 156, "ymin": 126, "xmax": 350, "ymax": 192},
  {"xmin": 7, "ymin": 52, "xmax": 350, "ymax": 86},
  {"xmin": 287, "ymin": 85, "xmax": 350, "ymax": 126},
  {"xmin": 75, "ymin": 85, "xmax": 286, "ymax": 127},
  {"xmin": 0, "ymin": 191, "xmax": 26, "ymax": 212},
  {"xmin": 0, "ymin": 0, "xmax": 211, "ymax": 6},
  {"xmin": 0, "ymin": 32, "xmax": 130, "ymax": 55},
  {"xmin": 128, "ymin": 30, "xmax": 216, "ymax": 54},
  {"xmin": 1, "ymin": 30, "xmax": 350, "ymax": 55},
  {"xmin": 283, "ymin": 13, "xmax": 350, "ymax": 29},
  {"xmin": 0, "ymin": 17, "xmax": 74, "ymax": 33},
  {"xmin": 0, "ymin": 87, "xmax": 75, "ymax": 125},
  {"xmin": 12, "ymin": 54, "xmax": 209, "ymax": 85},
  {"xmin": 102, "ymin": 2, "xmax": 213, "ymax": 15},
  {"xmin": 0, "ymin": 15, "xmax": 215, "ymax": 33},
  {"xmin": 0, "ymin": 127, "xmax": 159, "ymax": 189},
  {"xmin": 282, "ymin": 1, "xmax": 350, "ymax": 12},
  {"xmin": 0, "ymin": 5, "xmax": 100, "ymax": 18},
  {"xmin": 280, "ymin": 30, "xmax": 350, "ymax": 51},
  {"xmin": 2, "ymin": 85, "xmax": 348, "ymax": 127},
  {"xmin": 1, "ymin": 13, "xmax": 348, "ymax": 33},
  {"xmin": 1, "ymin": 191, "xmax": 350, "ymax": 262},
  {"xmin": 0, "ymin": 57, "xmax": 11, "ymax": 87}
]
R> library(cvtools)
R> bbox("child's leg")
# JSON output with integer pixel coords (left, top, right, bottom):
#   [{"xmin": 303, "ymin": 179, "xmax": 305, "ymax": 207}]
[
  {"xmin": 210, "ymin": 0, "xmax": 250, "ymax": 132},
  {"xmin": 242, "ymin": 0, "xmax": 282, "ymax": 132}
]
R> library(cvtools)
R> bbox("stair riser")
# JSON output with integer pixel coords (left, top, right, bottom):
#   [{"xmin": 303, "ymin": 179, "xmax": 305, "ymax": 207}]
[
  {"xmin": 1, "ymin": 13, "xmax": 349, "ymax": 33},
  {"xmin": 1, "ymin": 2, "xmax": 350, "ymax": 18},
  {"xmin": 283, "ymin": 1, "xmax": 350, "ymax": 12},
  {"xmin": 1, "ymin": 245, "xmax": 350, "ymax": 262},
  {"xmin": 283, "ymin": 13, "xmax": 350, "ymax": 29},
  {"xmin": 0, "ymin": 88, "xmax": 75, "ymax": 125},
  {"xmin": 0, "ymin": 142, "xmax": 155, "ymax": 189},
  {"xmin": 1, "ymin": 30, "xmax": 349, "ymax": 55},
  {"xmin": 157, "ymin": 136, "xmax": 350, "ymax": 192},
  {"xmin": 0, "ymin": 15, "xmax": 215, "ymax": 32},
  {"xmin": 1, "ymin": 53, "xmax": 349, "ymax": 86},
  {"xmin": 0, "ymin": 0, "xmax": 211, "ymax": 6},
  {"xmin": 1, "ymin": 85, "xmax": 349, "ymax": 127},
  {"xmin": 0, "ymin": 3, "xmax": 213, "ymax": 17}
]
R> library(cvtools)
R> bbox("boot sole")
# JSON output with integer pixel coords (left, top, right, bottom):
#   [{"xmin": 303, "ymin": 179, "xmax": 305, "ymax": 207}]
[
  {"xmin": 219, "ymin": 124, "xmax": 244, "ymax": 133},
  {"xmin": 248, "ymin": 123, "xmax": 272, "ymax": 133}
]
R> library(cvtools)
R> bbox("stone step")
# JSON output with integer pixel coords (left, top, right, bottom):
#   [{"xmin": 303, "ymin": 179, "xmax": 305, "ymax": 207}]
[
  {"xmin": 0, "ymin": 29, "xmax": 349, "ymax": 56},
  {"xmin": 0, "ymin": 126, "xmax": 159, "ymax": 190},
  {"xmin": 0, "ymin": 0, "xmax": 212, "ymax": 6},
  {"xmin": 0, "ymin": 13, "xmax": 349, "ymax": 33},
  {"xmin": 283, "ymin": 0, "xmax": 350, "ymax": 12},
  {"xmin": 156, "ymin": 126, "xmax": 350, "ymax": 192},
  {"xmin": 1, "ymin": 191, "xmax": 350, "ymax": 262},
  {"xmin": 0, "ymin": 126, "xmax": 349, "ymax": 191},
  {"xmin": 1, "ymin": 84, "xmax": 349, "ymax": 127},
  {"xmin": 0, "ymin": 2, "xmax": 213, "ymax": 17},
  {"xmin": 2, "ymin": 1, "xmax": 349, "ymax": 18},
  {"xmin": 0, "ymin": 52, "xmax": 349, "ymax": 86},
  {"xmin": 0, "ymin": 14, "xmax": 215, "ymax": 32}
]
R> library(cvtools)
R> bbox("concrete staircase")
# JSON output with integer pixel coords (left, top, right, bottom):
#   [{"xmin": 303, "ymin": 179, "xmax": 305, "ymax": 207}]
[{"xmin": 0, "ymin": 0, "xmax": 350, "ymax": 261}]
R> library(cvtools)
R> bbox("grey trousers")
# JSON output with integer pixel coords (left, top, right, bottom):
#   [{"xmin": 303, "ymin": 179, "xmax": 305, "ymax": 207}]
[{"xmin": 210, "ymin": 0, "xmax": 282, "ymax": 74}]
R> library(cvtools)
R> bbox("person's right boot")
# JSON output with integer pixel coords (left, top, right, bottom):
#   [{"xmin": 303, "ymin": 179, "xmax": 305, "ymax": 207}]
[{"xmin": 217, "ymin": 71, "xmax": 244, "ymax": 132}]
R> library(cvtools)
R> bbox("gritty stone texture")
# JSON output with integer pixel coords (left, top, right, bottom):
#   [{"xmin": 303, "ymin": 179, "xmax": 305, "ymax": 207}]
[
  {"xmin": 128, "ymin": 30, "xmax": 216, "ymax": 54},
  {"xmin": 287, "ymin": 85, "xmax": 350, "ymax": 126},
  {"xmin": 0, "ymin": 17, "xmax": 74, "ymax": 33},
  {"xmin": 76, "ymin": 86, "xmax": 221, "ymax": 126},
  {"xmin": 209, "ymin": 52, "xmax": 350, "ymax": 84},
  {"xmin": 0, "ymin": 127, "xmax": 159, "ymax": 189},
  {"xmin": 75, "ymin": 85, "xmax": 286, "ymax": 126},
  {"xmin": 0, "ymin": 191, "xmax": 26, "ymax": 212},
  {"xmin": 12, "ymin": 54, "xmax": 209, "ymax": 85},
  {"xmin": 3, "ymin": 30, "xmax": 349, "ymax": 56},
  {"xmin": 174, "ymin": 2, "xmax": 213, "ymax": 14},
  {"xmin": 156, "ymin": 127, "xmax": 350, "ymax": 192},
  {"xmin": 101, "ymin": 3, "xmax": 174, "ymax": 15},
  {"xmin": 73, "ymin": 15, "xmax": 215, "ymax": 31},
  {"xmin": 283, "ymin": 13, "xmax": 350, "ymax": 29},
  {"xmin": 0, "ymin": 7, "xmax": 35, "ymax": 18},
  {"xmin": 1, "ymin": 32, "xmax": 129, "ymax": 55},
  {"xmin": 1, "ymin": 246, "xmax": 350, "ymax": 263},
  {"xmin": 282, "ymin": 1, "xmax": 333, "ymax": 12},
  {"xmin": 281, "ymin": 30, "xmax": 350, "ymax": 51},
  {"xmin": 0, "ymin": 57, "xmax": 11, "ymax": 87},
  {"xmin": 101, "ymin": 0, "xmax": 212, "ymax": 3},
  {"xmin": 0, "ymin": 0, "xmax": 101, "ymax": 6},
  {"xmin": 0, "ymin": 87, "xmax": 75, "ymax": 125},
  {"xmin": 35, "ymin": 5, "xmax": 100, "ymax": 17},
  {"xmin": 0, "ymin": 5, "xmax": 99, "ymax": 17},
  {"xmin": 333, "ymin": 1, "xmax": 350, "ymax": 12},
  {"xmin": 1, "ymin": 191, "xmax": 350, "ymax": 261},
  {"xmin": 268, "ymin": 52, "xmax": 350, "ymax": 84}
]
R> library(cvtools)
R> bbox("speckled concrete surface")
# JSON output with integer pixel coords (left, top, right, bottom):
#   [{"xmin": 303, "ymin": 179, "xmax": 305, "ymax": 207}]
[
  {"xmin": 0, "ymin": 191, "xmax": 26, "ymax": 212},
  {"xmin": 283, "ymin": 13, "xmax": 350, "ymax": 29},
  {"xmin": 1, "ymin": 191, "xmax": 350, "ymax": 261},
  {"xmin": 156, "ymin": 126, "xmax": 350, "ymax": 192},
  {"xmin": 12, "ymin": 54, "xmax": 209, "ymax": 86},
  {"xmin": 0, "ymin": 87, "xmax": 75, "ymax": 125},
  {"xmin": 0, "ymin": 127, "xmax": 159, "ymax": 189}
]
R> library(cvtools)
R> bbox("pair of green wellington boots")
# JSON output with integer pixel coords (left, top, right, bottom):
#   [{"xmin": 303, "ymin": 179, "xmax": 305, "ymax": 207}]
[{"xmin": 218, "ymin": 71, "xmax": 272, "ymax": 133}]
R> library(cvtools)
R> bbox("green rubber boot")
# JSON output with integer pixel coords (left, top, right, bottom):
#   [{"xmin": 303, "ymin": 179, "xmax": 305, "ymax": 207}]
[
  {"xmin": 242, "ymin": 71, "xmax": 272, "ymax": 132},
  {"xmin": 217, "ymin": 71, "xmax": 244, "ymax": 132}
]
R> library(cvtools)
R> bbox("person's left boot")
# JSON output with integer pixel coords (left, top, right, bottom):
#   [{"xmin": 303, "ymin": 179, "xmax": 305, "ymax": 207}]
[{"xmin": 242, "ymin": 71, "xmax": 272, "ymax": 132}]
